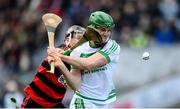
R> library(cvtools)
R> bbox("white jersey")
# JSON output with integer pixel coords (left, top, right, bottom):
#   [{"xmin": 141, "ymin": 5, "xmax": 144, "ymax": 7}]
[{"xmin": 70, "ymin": 39, "xmax": 120, "ymax": 104}]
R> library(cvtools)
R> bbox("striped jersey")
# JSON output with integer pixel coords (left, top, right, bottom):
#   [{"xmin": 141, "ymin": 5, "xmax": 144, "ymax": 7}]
[
  {"xmin": 70, "ymin": 39, "xmax": 120, "ymax": 104},
  {"xmin": 21, "ymin": 58, "xmax": 70, "ymax": 108}
]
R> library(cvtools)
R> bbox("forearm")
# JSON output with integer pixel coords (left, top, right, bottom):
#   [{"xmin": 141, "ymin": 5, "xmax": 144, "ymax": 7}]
[
  {"xmin": 60, "ymin": 52, "xmax": 108, "ymax": 70},
  {"xmin": 57, "ymin": 63, "xmax": 81, "ymax": 91},
  {"xmin": 61, "ymin": 55, "xmax": 94, "ymax": 70}
]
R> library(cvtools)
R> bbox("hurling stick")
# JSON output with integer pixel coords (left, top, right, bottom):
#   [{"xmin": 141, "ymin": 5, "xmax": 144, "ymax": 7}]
[
  {"xmin": 42, "ymin": 13, "xmax": 62, "ymax": 73},
  {"xmin": 63, "ymin": 26, "xmax": 102, "ymax": 55},
  {"xmin": 71, "ymin": 26, "xmax": 102, "ymax": 50}
]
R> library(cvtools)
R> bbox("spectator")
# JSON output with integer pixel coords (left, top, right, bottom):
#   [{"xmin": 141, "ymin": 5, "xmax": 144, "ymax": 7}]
[
  {"xmin": 4, "ymin": 80, "xmax": 24, "ymax": 108},
  {"xmin": 159, "ymin": 0, "xmax": 179, "ymax": 22},
  {"xmin": 155, "ymin": 19, "xmax": 176, "ymax": 44}
]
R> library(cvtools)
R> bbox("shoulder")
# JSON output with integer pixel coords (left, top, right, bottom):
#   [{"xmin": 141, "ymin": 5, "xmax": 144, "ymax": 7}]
[
  {"xmin": 70, "ymin": 42, "xmax": 89, "ymax": 57},
  {"xmin": 103, "ymin": 39, "xmax": 120, "ymax": 54},
  {"xmin": 105, "ymin": 39, "xmax": 120, "ymax": 47},
  {"xmin": 98, "ymin": 40, "xmax": 120, "ymax": 62},
  {"xmin": 73, "ymin": 41, "xmax": 89, "ymax": 52}
]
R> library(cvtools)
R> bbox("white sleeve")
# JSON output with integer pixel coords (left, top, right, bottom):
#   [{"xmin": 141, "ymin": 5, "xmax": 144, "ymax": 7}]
[
  {"xmin": 69, "ymin": 45, "xmax": 84, "ymax": 69},
  {"xmin": 70, "ymin": 46, "xmax": 82, "ymax": 58},
  {"xmin": 98, "ymin": 40, "xmax": 120, "ymax": 62}
]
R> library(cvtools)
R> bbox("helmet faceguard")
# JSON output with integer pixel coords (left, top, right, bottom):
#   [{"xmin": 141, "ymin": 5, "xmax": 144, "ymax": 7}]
[{"xmin": 65, "ymin": 25, "xmax": 86, "ymax": 47}]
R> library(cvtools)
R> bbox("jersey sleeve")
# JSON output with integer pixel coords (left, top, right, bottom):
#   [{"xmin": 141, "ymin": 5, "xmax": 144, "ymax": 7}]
[
  {"xmin": 70, "ymin": 45, "xmax": 84, "ymax": 69},
  {"xmin": 70, "ymin": 46, "xmax": 82, "ymax": 57},
  {"xmin": 98, "ymin": 40, "xmax": 120, "ymax": 62}
]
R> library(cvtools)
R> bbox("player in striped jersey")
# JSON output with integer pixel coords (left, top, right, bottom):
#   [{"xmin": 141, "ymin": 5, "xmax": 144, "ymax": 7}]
[
  {"xmin": 21, "ymin": 25, "xmax": 85, "ymax": 108},
  {"xmin": 48, "ymin": 11, "xmax": 120, "ymax": 108}
]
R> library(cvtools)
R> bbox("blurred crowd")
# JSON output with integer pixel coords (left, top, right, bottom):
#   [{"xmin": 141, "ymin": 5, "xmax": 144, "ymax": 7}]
[{"xmin": 0, "ymin": 0, "xmax": 179, "ymax": 108}]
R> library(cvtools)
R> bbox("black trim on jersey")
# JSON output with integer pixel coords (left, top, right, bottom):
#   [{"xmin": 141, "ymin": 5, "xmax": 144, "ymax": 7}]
[
  {"xmin": 63, "ymin": 61, "xmax": 71, "ymax": 70},
  {"xmin": 24, "ymin": 98, "xmax": 45, "ymax": 108},
  {"xmin": 36, "ymin": 73, "xmax": 66, "ymax": 94},
  {"xmin": 41, "ymin": 60, "xmax": 70, "ymax": 77},
  {"xmin": 41, "ymin": 61, "xmax": 50, "ymax": 70},
  {"xmin": 30, "ymin": 82, "xmax": 63, "ymax": 103},
  {"xmin": 55, "ymin": 67, "xmax": 62, "ymax": 77},
  {"xmin": 24, "ymin": 97, "xmax": 65, "ymax": 108},
  {"xmin": 53, "ymin": 102, "xmax": 66, "ymax": 108},
  {"xmin": 41, "ymin": 61, "xmax": 63, "ymax": 77}
]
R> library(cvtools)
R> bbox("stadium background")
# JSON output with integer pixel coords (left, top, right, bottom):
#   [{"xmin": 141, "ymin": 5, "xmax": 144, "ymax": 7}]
[{"xmin": 0, "ymin": 0, "xmax": 180, "ymax": 108}]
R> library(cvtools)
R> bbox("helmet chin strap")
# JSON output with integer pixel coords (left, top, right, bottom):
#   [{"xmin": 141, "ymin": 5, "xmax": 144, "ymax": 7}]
[
  {"xmin": 92, "ymin": 38, "xmax": 109, "ymax": 48},
  {"xmin": 65, "ymin": 32, "xmax": 72, "ymax": 47},
  {"xmin": 97, "ymin": 33, "xmax": 111, "ymax": 47}
]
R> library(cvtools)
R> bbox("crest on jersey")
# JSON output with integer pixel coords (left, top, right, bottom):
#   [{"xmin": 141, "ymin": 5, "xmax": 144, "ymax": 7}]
[{"xmin": 58, "ymin": 75, "xmax": 67, "ymax": 86}]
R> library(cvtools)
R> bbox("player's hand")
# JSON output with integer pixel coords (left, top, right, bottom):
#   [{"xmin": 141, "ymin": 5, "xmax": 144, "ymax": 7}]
[
  {"xmin": 57, "ymin": 48, "xmax": 64, "ymax": 54},
  {"xmin": 47, "ymin": 55, "xmax": 63, "ymax": 67},
  {"xmin": 54, "ymin": 56, "xmax": 64, "ymax": 67},
  {"xmin": 47, "ymin": 56, "xmax": 55, "ymax": 64},
  {"xmin": 47, "ymin": 47, "xmax": 60, "ymax": 57}
]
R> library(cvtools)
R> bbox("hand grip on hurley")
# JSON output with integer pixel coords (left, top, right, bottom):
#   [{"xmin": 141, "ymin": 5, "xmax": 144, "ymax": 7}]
[{"xmin": 42, "ymin": 13, "xmax": 62, "ymax": 73}]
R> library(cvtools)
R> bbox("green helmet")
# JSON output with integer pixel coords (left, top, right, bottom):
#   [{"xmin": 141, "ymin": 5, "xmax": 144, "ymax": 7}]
[{"xmin": 88, "ymin": 11, "xmax": 115, "ymax": 28}]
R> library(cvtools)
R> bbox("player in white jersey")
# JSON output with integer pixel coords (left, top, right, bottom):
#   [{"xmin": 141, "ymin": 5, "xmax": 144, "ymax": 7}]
[{"xmin": 48, "ymin": 11, "xmax": 120, "ymax": 108}]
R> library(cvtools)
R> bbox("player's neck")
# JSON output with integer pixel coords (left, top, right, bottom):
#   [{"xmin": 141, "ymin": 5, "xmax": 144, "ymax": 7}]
[
  {"xmin": 89, "ymin": 41, "xmax": 103, "ymax": 48},
  {"xmin": 89, "ymin": 41, "xmax": 98, "ymax": 48}
]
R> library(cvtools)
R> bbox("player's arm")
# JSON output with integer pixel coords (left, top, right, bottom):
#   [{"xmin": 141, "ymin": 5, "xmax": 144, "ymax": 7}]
[
  {"xmin": 49, "ymin": 56, "xmax": 81, "ymax": 91},
  {"xmin": 60, "ymin": 52, "xmax": 108, "ymax": 70},
  {"xmin": 58, "ymin": 66, "xmax": 81, "ymax": 91},
  {"xmin": 47, "ymin": 47, "xmax": 108, "ymax": 70},
  {"xmin": 59, "ymin": 41, "xmax": 120, "ymax": 71}
]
